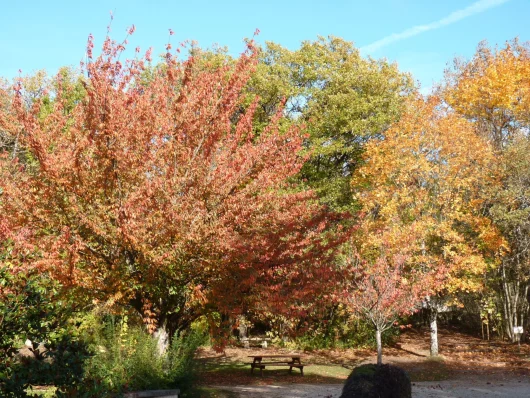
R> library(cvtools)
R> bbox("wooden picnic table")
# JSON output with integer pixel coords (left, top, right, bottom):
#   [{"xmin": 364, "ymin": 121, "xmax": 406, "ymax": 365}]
[{"xmin": 248, "ymin": 354, "xmax": 304, "ymax": 376}]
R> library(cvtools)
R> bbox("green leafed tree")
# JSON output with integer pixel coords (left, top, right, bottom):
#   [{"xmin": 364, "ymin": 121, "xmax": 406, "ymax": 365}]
[
  {"xmin": 155, "ymin": 36, "xmax": 414, "ymax": 212},
  {"xmin": 247, "ymin": 36, "xmax": 415, "ymax": 211}
]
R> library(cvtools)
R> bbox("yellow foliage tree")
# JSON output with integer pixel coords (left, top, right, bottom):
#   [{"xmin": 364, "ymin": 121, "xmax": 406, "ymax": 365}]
[
  {"xmin": 443, "ymin": 38, "xmax": 530, "ymax": 342},
  {"xmin": 352, "ymin": 95, "xmax": 504, "ymax": 355},
  {"xmin": 443, "ymin": 39, "xmax": 530, "ymax": 150}
]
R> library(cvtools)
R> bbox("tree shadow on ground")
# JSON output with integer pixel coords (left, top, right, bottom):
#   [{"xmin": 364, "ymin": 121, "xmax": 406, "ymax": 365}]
[
  {"xmin": 196, "ymin": 328, "xmax": 530, "ymax": 387},
  {"xmin": 196, "ymin": 356, "xmax": 350, "ymax": 386}
]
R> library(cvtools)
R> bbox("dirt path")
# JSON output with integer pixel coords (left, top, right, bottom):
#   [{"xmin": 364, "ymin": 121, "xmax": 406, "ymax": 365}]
[{"xmin": 217, "ymin": 377, "xmax": 530, "ymax": 397}]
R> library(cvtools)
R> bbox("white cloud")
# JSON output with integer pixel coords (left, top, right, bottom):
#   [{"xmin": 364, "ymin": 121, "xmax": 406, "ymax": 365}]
[{"xmin": 360, "ymin": 0, "xmax": 511, "ymax": 54}]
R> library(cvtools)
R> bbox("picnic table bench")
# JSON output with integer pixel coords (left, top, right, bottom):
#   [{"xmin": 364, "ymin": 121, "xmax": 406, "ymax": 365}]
[
  {"xmin": 248, "ymin": 354, "xmax": 304, "ymax": 376},
  {"xmin": 240, "ymin": 337, "xmax": 272, "ymax": 348}
]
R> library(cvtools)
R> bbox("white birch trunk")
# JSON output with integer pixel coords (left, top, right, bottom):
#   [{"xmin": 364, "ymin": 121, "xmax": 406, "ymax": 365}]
[
  {"xmin": 154, "ymin": 324, "xmax": 169, "ymax": 356},
  {"xmin": 429, "ymin": 308, "xmax": 439, "ymax": 356},
  {"xmin": 376, "ymin": 328, "xmax": 383, "ymax": 365}
]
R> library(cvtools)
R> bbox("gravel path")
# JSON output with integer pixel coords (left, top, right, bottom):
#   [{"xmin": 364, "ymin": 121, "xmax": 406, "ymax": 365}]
[{"xmin": 217, "ymin": 377, "xmax": 530, "ymax": 397}]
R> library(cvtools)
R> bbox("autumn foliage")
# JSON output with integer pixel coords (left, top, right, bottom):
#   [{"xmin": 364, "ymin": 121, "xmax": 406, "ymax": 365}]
[
  {"xmin": 443, "ymin": 39, "xmax": 530, "ymax": 342},
  {"xmin": 444, "ymin": 39, "xmax": 530, "ymax": 149},
  {"xmin": 353, "ymin": 95, "xmax": 502, "ymax": 296},
  {"xmin": 0, "ymin": 32, "xmax": 345, "ymax": 335},
  {"xmin": 2, "ymin": 26, "xmax": 530, "ymax": 377},
  {"xmin": 345, "ymin": 241, "xmax": 430, "ymax": 364},
  {"xmin": 350, "ymin": 95, "xmax": 506, "ymax": 355}
]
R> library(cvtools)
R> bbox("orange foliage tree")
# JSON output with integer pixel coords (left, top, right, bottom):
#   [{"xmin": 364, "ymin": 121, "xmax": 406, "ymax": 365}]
[
  {"xmin": 352, "ymin": 95, "xmax": 503, "ymax": 355},
  {"xmin": 0, "ymin": 31, "xmax": 346, "ymax": 338}
]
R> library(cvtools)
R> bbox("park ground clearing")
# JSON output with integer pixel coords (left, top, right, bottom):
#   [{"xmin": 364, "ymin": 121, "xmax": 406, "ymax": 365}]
[{"xmin": 195, "ymin": 328, "xmax": 530, "ymax": 397}]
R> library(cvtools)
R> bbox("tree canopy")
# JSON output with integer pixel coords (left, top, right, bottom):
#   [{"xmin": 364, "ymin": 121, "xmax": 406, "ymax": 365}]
[
  {"xmin": 0, "ymin": 34, "xmax": 346, "ymax": 337},
  {"xmin": 352, "ymin": 95, "xmax": 503, "ymax": 354},
  {"xmin": 249, "ymin": 36, "xmax": 415, "ymax": 211}
]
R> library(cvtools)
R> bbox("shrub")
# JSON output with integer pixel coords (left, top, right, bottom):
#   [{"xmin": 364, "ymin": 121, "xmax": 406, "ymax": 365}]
[
  {"xmin": 79, "ymin": 315, "xmax": 207, "ymax": 397},
  {"xmin": 287, "ymin": 317, "xmax": 400, "ymax": 350},
  {"xmin": 80, "ymin": 317, "xmax": 167, "ymax": 394},
  {"xmin": 0, "ymin": 265, "xmax": 88, "ymax": 397},
  {"xmin": 167, "ymin": 327, "xmax": 208, "ymax": 392},
  {"xmin": 0, "ymin": 262, "xmax": 206, "ymax": 398},
  {"xmin": 340, "ymin": 364, "xmax": 411, "ymax": 398}
]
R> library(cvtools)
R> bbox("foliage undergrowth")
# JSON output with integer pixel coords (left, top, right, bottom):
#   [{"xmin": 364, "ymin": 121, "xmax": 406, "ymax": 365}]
[
  {"xmin": 0, "ymin": 265, "xmax": 90, "ymax": 397},
  {"xmin": 78, "ymin": 314, "xmax": 208, "ymax": 397},
  {"xmin": 0, "ymin": 273, "xmax": 207, "ymax": 398},
  {"xmin": 282, "ymin": 318, "xmax": 400, "ymax": 350}
]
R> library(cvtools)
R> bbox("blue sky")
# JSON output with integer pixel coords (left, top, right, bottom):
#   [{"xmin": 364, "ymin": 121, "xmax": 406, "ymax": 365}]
[{"xmin": 1, "ymin": 0, "xmax": 528, "ymax": 92}]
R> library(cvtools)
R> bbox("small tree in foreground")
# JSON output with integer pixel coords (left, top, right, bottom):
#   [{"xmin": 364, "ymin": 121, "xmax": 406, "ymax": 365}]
[{"xmin": 346, "ymin": 245, "xmax": 428, "ymax": 365}]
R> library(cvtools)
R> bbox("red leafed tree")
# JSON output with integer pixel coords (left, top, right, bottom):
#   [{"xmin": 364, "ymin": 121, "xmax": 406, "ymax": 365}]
[
  {"xmin": 345, "ymin": 235, "xmax": 432, "ymax": 365},
  {"xmin": 0, "ymin": 31, "xmax": 345, "ymax": 338}
]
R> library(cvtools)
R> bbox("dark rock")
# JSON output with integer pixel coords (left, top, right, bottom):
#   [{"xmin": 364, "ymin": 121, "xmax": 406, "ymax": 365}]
[{"xmin": 340, "ymin": 364, "xmax": 412, "ymax": 398}]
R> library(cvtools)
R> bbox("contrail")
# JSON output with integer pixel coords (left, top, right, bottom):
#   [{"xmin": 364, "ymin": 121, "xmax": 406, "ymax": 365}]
[{"xmin": 360, "ymin": 0, "xmax": 511, "ymax": 53}]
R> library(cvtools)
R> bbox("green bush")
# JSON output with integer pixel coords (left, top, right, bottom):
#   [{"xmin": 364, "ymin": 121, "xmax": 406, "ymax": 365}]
[
  {"xmin": 288, "ymin": 317, "xmax": 400, "ymax": 350},
  {"xmin": 0, "ymin": 264, "xmax": 89, "ymax": 397},
  {"xmin": 79, "ymin": 315, "xmax": 207, "ymax": 397},
  {"xmin": 167, "ymin": 328, "xmax": 207, "ymax": 391},
  {"xmin": 0, "ymin": 264, "xmax": 206, "ymax": 398},
  {"xmin": 80, "ymin": 316, "xmax": 167, "ymax": 394}
]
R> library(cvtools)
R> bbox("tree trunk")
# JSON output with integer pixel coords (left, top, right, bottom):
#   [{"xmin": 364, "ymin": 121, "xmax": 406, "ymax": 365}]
[
  {"xmin": 12, "ymin": 136, "xmax": 18, "ymax": 159},
  {"xmin": 153, "ymin": 323, "xmax": 169, "ymax": 356},
  {"xmin": 237, "ymin": 315, "xmax": 248, "ymax": 339},
  {"xmin": 376, "ymin": 328, "xmax": 383, "ymax": 365},
  {"xmin": 429, "ymin": 307, "xmax": 439, "ymax": 356},
  {"xmin": 500, "ymin": 262, "xmax": 528, "ymax": 342},
  {"xmin": 521, "ymin": 282, "xmax": 530, "ymax": 341}
]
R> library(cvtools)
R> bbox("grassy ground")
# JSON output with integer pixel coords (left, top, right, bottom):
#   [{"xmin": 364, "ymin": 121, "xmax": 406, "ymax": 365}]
[{"xmin": 26, "ymin": 386, "xmax": 57, "ymax": 397}]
